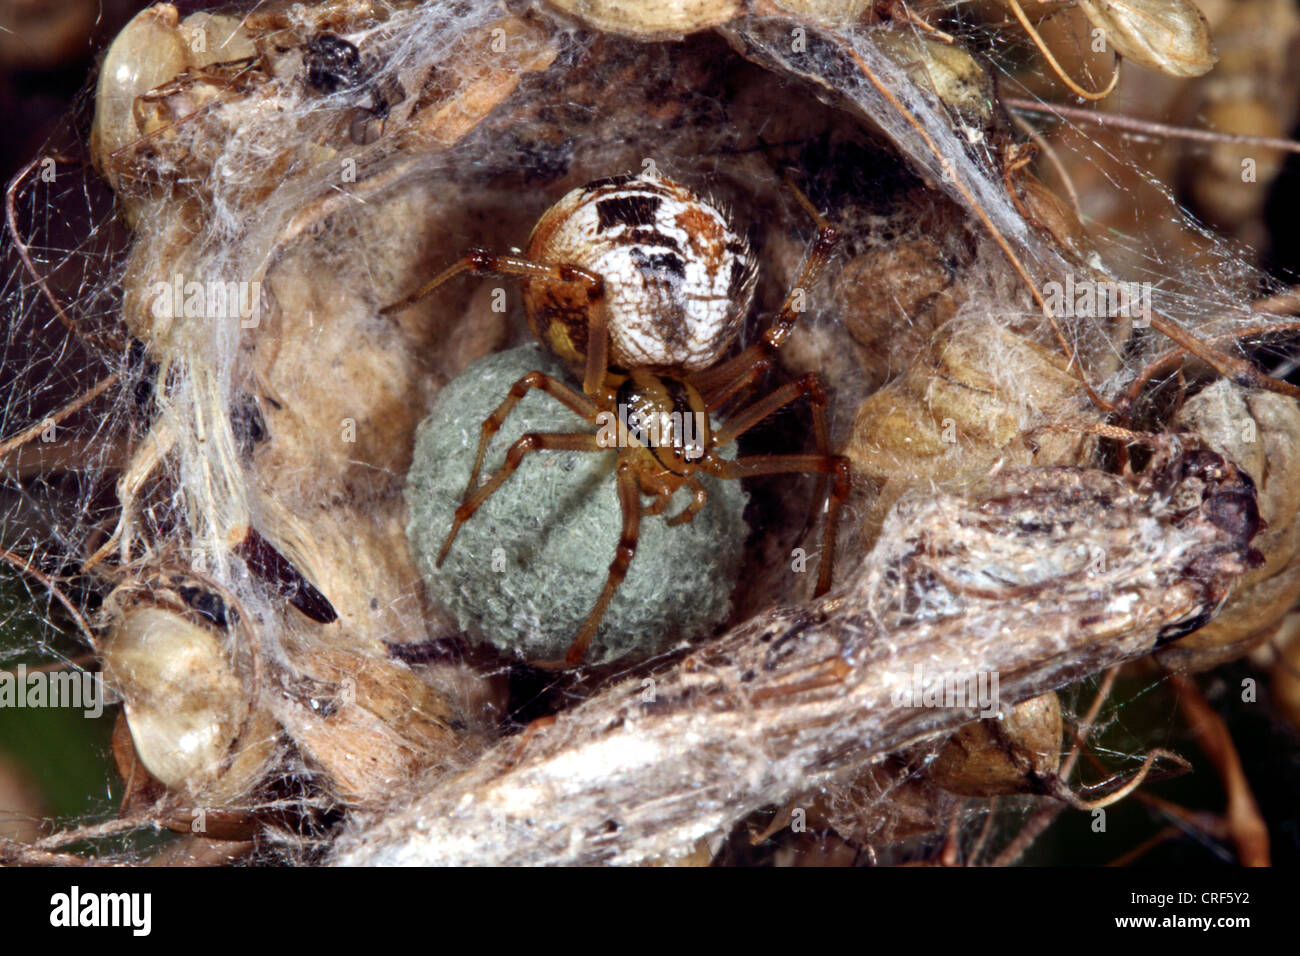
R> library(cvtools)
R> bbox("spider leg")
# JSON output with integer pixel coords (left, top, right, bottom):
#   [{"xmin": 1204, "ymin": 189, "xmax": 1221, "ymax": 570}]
[
  {"xmin": 564, "ymin": 456, "xmax": 643, "ymax": 665},
  {"xmin": 693, "ymin": 224, "xmax": 840, "ymax": 408},
  {"xmin": 712, "ymin": 372, "xmax": 832, "ymax": 448},
  {"xmin": 703, "ymin": 451, "xmax": 851, "ymax": 597},
  {"xmin": 436, "ymin": 431, "xmax": 603, "ymax": 567},
  {"xmin": 460, "ymin": 372, "xmax": 600, "ymax": 512},
  {"xmin": 580, "ymin": 277, "xmax": 612, "ymax": 399},
  {"xmin": 643, "ymin": 489, "xmax": 672, "ymax": 517},
  {"xmin": 712, "ymin": 372, "xmax": 839, "ymax": 553},
  {"xmin": 638, "ymin": 467, "xmax": 677, "ymax": 517},
  {"xmin": 665, "ymin": 475, "xmax": 708, "ymax": 527},
  {"xmin": 380, "ymin": 249, "xmax": 603, "ymax": 319},
  {"xmin": 699, "ymin": 350, "xmax": 772, "ymax": 412}
]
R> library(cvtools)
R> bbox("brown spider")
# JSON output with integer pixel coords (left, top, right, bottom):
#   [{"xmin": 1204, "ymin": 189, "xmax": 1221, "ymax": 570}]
[{"xmin": 384, "ymin": 169, "xmax": 851, "ymax": 665}]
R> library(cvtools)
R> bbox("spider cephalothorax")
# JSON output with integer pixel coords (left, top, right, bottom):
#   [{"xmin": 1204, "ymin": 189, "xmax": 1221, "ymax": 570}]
[{"xmin": 385, "ymin": 168, "xmax": 850, "ymax": 665}]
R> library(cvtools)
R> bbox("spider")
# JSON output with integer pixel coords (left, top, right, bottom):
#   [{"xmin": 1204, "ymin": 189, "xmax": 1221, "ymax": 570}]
[
  {"xmin": 383, "ymin": 169, "xmax": 851, "ymax": 665},
  {"xmin": 302, "ymin": 31, "xmax": 406, "ymax": 144}
]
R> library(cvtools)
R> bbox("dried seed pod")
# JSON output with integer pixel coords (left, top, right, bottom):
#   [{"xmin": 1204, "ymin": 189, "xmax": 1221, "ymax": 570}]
[
  {"xmin": 1012, "ymin": 169, "xmax": 1087, "ymax": 255},
  {"xmin": 1077, "ymin": 0, "xmax": 1217, "ymax": 77},
  {"xmin": 1156, "ymin": 382, "xmax": 1300, "ymax": 671},
  {"xmin": 178, "ymin": 12, "xmax": 257, "ymax": 69},
  {"xmin": 771, "ymin": 0, "xmax": 872, "ymax": 27},
  {"xmin": 835, "ymin": 236, "xmax": 963, "ymax": 390},
  {"xmin": 805, "ymin": 759, "xmax": 953, "ymax": 851},
  {"xmin": 845, "ymin": 318, "xmax": 1095, "ymax": 545},
  {"xmin": 873, "ymin": 29, "xmax": 997, "ymax": 137},
  {"xmin": 274, "ymin": 645, "xmax": 474, "ymax": 808},
  {"xmin": 128, "ymin": 61, "xmax": 273, "ymax": 188},
  {"xmin": 89, "ymin": 4, "xmax": 190, "ymax": 191},
  {"xmin": 100, "ymin": 603, "xmax": 276, "ymax": 803},
  {"xmin": 543, "ymin": 0, "xmax": 742, "ymax": 39},
  {"xmin": 399, "ymin": 16, "xmax": 559, "ymax": 149},
  {"xmin": 924, "ymin": 693, "xmax": 1062, "ymax": 796}
]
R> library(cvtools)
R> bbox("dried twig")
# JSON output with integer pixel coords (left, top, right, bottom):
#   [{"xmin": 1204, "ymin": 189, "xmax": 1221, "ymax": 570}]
[
  {"xmin": 334, "ymin": 446, "xmax": 1259, "ymax": 865},
  {"xmin": 1169, "ymin": 673, "xmax": 1270, "ymax": 866},
  {"xmin": 0, "ymin": 373, "xmax": 118, "ymax": 459},
  {"xmin": 1004, "ymin": 98, "xmax": 1300, "ymax": 157}
]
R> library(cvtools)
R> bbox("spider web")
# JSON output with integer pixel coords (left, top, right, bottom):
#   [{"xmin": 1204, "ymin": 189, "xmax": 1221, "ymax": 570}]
[{"xmin": 0, "ymin": 0, "xmax": 1294, "ymax": 864}]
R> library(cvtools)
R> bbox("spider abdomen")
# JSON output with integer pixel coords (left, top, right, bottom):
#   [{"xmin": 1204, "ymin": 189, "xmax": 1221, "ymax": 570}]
[{"xmin": 522, "ymin": 172, "xmax": 757, "ymax": 372}]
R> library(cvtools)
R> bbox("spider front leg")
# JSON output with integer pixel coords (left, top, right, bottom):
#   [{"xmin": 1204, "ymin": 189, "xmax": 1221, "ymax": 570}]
[
  {"xmin": 454, "ymin": 371, "xmax": 600, "ymax": 528},
  {"xmin": 382, "ymin": 248, "xmax": 601, "ymax": 316},
  {"xmin": 436, "ymin": 431, "xmax": 604, "ymax": 566},
  {"xmin": 382, "ymin": 248, "xmax": 612, "ymax": 397},
  {"xmin": 563, "ymin": 455, "xmax": 643, "ymax": 666}
]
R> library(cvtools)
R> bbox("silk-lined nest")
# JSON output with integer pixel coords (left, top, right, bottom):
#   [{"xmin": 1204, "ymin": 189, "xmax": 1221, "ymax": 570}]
[{"xmin": 2, "ymin": 0, "xmax": 1298, "ymax": 866}]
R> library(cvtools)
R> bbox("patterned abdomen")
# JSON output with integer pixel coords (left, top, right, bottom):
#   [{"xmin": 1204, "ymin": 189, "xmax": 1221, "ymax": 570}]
[{"xmin": 522, "ymin": 172, "xmax": 757, "ymax": 372}]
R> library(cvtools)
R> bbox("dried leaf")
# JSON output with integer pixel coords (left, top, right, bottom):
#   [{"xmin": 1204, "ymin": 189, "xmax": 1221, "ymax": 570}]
[{"xmin": 1078, "ymin": 0, "xmax": 1218, "ymax": 77}]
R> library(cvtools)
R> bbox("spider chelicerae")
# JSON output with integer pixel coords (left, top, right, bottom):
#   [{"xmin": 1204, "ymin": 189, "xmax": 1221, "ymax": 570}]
[{"xmin": 384, "ymin": 168, "xmax": 851, "ymax": 665}]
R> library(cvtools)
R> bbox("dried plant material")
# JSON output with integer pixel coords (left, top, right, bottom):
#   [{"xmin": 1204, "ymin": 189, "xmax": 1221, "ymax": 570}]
[
  {"xmin": 544, "ymin": 0, "xmax": 743, "ymax": 38},
  {"xmin": 806, "ymin": 758, "xmax": 953, "ymax": 851},
  {"xmin": 1077, "ymin": 0, "xmax": 1218, "ymax": 77},
  {"xmin": 89, "ymin": 4, "xmax": 192, "ymax": 193},
  {"xmin": 772, "ymin": 0, "xmax": 873, "ymax": 27},
  {"xmin": 1156, "ymin": 382, "xmax": 1300, "ymax": 671},
  {"xmin": 924, "ymin": 693, "xmax": 1062, "ymax": 796},
  {"xmin": 100, "ymin": 603, "xmax": 275, "ymax": 802},
  {"xmin": 1009, "ymin": 169, "xmax": 1087, "ymax": 254},
  {"xmin": 1271, "ymin": 613, "xmax": 1300, "ymax": 732},
  {"xmin": 333, "ymin": 446, "xmax": 1259, "ymax": 864},
  {"xmin": 143, "ymin": 835, "xmax": 255, "ymax": 866},
  {"xmin": 91, "ymin": 7, "xmax": 273, "ymax": 206},
  {"xmin": 273, "ymin": 645, "xmax": 477, "ymax": 808},
  {"xmin": 836, "ymin": 236, "xmax": 965, "ymax": 390},
  {"xmin": 398, "ymin": 16, "xmax": 559, "ymax": 149},
  {"xmin": 873, "ymin": 30, "xmax": 997, "ymax": 138},
  {"xmin": 181, "ymin": 12, "xmax": 259, "ymax": 68},
  {"xmin": 8, "ymin": 0, "xmax": 1299, "ymax": 864},
  {"xmin": 845, "ymin": 318, "xmax": 1096, "ymax": 544},
  {"xmin": 1003, "ymin": 0, "xmax": 1123, "ymax": 100}
]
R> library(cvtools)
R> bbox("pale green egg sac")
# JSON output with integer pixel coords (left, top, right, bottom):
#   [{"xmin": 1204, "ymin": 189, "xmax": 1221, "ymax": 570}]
[{"xmin": 406, "ymin": 345, "xmax": 748, "ymax": 664}]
